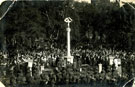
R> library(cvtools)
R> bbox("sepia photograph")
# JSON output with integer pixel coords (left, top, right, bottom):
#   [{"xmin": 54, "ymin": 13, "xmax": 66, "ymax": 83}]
[{"xmin": 0, "ymin": 0, "xmax": 135, "ymax": 87}]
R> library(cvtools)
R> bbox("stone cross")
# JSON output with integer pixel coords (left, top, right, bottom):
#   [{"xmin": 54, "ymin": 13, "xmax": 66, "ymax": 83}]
[{"xmin": 64, "ymin": 17, "xmax": 72, "ymax": 57}]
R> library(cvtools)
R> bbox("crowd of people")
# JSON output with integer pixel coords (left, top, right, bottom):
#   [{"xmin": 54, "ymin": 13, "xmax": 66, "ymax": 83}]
[{"xmin": 0, "ymin": 46, "xmax": 135, "ymax": 87}]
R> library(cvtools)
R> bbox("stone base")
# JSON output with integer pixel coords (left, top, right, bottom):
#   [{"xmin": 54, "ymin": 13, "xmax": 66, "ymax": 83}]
[{"xmin": 65, "ymin": 56, "xmax": 74, "ymax": 64}]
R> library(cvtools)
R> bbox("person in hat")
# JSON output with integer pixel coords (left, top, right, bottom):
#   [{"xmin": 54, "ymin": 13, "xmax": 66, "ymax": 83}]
[
  {"xmin": 50, "ymin": 73, "xmax": 56, "ymax": 87},
  {"xmin": 17, "ymin": 70, "xmax": 26, "ymax": 85},
  {"xmin": 10, "ymin": 72, "xmax": 16, "ymax": 87},
  {"xmin": 26, "ymin": 67, "xmax": 34, "ymax": 84},
  {"xmin": 33, "ymin": 70, "xmax": 41, "ymax": 84}
]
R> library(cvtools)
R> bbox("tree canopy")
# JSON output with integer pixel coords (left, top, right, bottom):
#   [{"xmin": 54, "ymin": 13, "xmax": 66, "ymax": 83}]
[{"xmin": 0, "ymin": 1, "xmax": 135, "ymax": 52}]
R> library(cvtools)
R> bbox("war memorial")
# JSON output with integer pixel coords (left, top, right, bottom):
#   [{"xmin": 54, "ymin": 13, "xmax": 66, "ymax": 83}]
[{"xmin": 0, "ymin": 0, "xmax": 135, "ymax": 87}]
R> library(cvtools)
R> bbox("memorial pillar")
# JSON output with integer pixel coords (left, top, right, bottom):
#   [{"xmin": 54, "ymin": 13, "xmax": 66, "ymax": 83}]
[{"xmin": 64, "ymin": 17, "xmax": 73, "ymax": 64}]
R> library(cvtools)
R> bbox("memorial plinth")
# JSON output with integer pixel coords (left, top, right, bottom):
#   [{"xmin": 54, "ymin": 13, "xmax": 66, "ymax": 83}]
[{"xmin": 65, "ymin": 56, "xmax": 74, "ymax": 64}]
